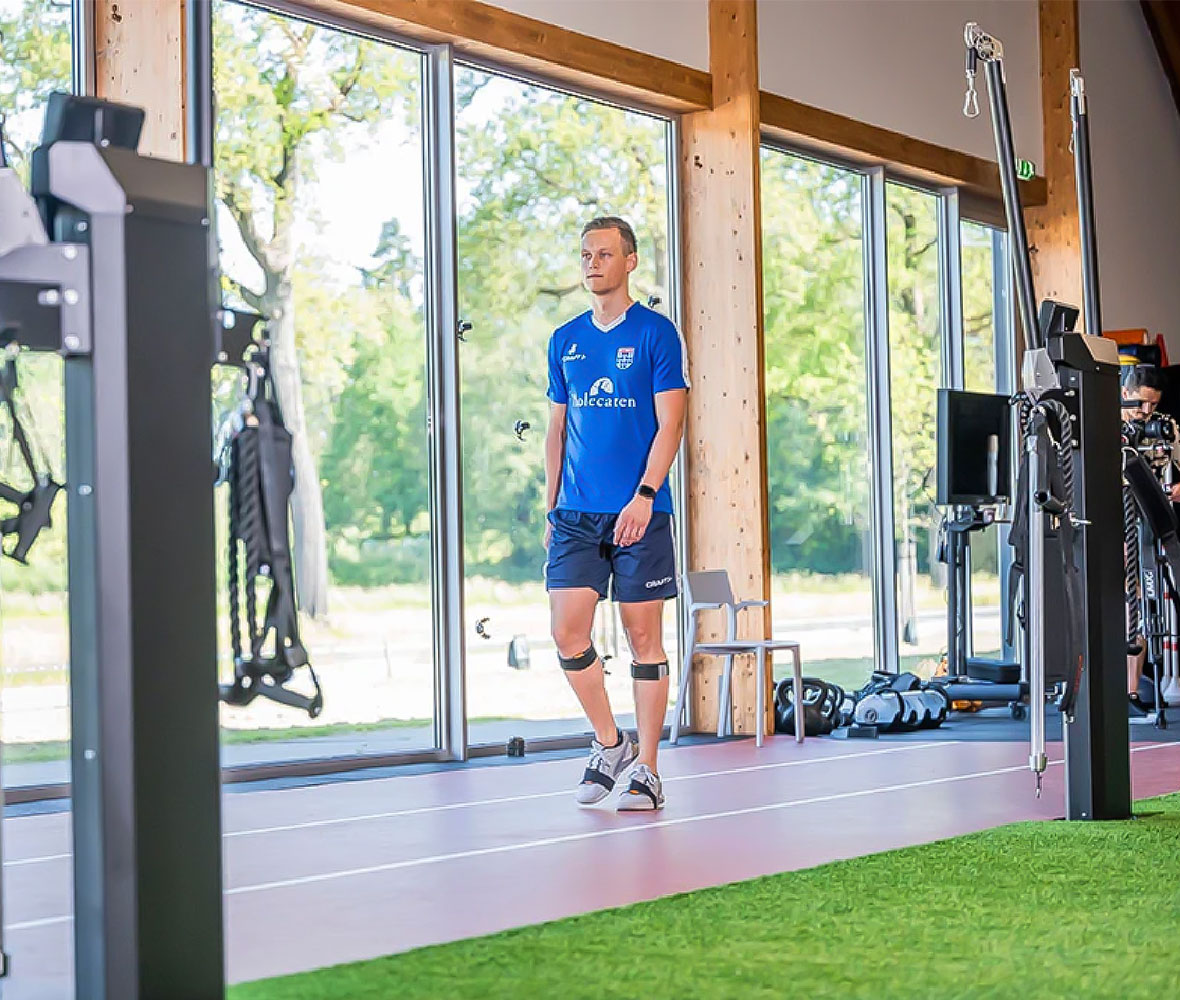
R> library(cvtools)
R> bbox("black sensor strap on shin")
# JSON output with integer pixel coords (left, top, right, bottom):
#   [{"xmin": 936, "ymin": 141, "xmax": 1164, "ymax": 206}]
[
  {"xmin": 560, "ymin": 645, "xmax": 598, "ymax": 671},
  {"xmin": 632, "ymin": 660, "xmax": 669, "ymax": 680}
]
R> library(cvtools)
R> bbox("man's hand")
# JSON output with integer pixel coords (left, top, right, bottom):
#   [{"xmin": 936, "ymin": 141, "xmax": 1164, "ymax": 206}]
[
  {"xmin": 1169, "ymin": 483, "xmax": 1180, "ymax": 503},
  {"xmin": 613, "ymin": 496, "xmax": 652, "ymax": 547},
  {"xmin": 544, "ymin": 518, "xmax": 553, "ymax": 550}
]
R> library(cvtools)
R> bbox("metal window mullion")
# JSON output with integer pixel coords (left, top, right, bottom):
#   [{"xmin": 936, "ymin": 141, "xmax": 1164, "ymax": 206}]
[
  {"xmin": 939, "ymin": 188, "xmax": 965, "ymax": 391},
  {"xmin": 863, "ymin": 167, "xmax": 898, "ymax": 674},
  {"xmin": 666, "ymin": 116, "xmax": 691, "ymax": 695},
  {"xmin": 938, "ymin": 188, "xmax": 968, "ymax": 653},
  {"xmin": 72, "ymin": 0, "xmax": 97, "ymax": 96},
  {"xmin": 423, "ymin": 44, "xmax": 467, "ymax": 760},
  {"xmin": 993, "ymin": 227, "xmax": 1018, "ymax": 660}
]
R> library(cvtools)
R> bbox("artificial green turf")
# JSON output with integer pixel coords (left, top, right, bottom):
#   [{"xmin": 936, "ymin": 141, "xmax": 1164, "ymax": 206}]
[{"xmin": 230, "ymin": 792, "xmax": 1180, "ymax": 1000}]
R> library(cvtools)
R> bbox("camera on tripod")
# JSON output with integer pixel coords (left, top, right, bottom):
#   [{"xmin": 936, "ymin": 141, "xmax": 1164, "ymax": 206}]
[{"xmin": 1122, "ymin": 410, "xmax": 1177, "ymax": 454}]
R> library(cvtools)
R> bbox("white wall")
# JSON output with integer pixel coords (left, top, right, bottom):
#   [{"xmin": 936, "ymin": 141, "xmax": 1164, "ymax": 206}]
[
  {"xmin": 757, "ymin": 0, "xmax": 1043, "ymax": 166},
  {"xmin": 485, "ymin": 0, "xmax": 710, "ymax": 72},
  {"xmin": 1081, "ymin": 0, "xmax": 1180, "ymax": 354}
]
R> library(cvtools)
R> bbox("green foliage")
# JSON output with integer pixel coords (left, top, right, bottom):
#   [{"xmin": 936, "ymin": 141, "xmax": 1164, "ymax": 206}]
[
  {"xmin": 0, "ymin": 0, "xmax": 71, "ymax": 181},
  {"xmin": 761, "ymin": 151, "xmax": 871, "ymax": 574}
]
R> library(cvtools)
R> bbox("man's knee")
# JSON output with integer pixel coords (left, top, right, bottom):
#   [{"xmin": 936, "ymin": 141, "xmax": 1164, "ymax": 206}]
[{"xmin": 624, "ymin": 623, "xmax": 663, "ymax": 660}]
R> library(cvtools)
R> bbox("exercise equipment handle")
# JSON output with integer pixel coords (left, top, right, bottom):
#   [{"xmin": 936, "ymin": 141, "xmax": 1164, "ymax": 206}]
[{"xmin": 1027, "ymin": 430, "xmax": 1048, "ymax": 793}]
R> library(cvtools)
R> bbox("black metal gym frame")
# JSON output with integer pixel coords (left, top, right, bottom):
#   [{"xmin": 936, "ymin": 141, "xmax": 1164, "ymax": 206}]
[
  {"xmin": 0, "ymin": 92, "xmax": 225, "ymax": 997},
  {"xmin": 964, "ymin": 24, "xmax": 1130, "ymax": 819}
]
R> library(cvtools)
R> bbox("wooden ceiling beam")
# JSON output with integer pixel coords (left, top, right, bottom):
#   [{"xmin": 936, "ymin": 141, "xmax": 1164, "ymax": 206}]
[
  {"xmin": 298, "ymin": 0, "xmax": 713, "ymax": 113},
  {"xmin": 760, "ymin": 91, "xmax": 1048, "ymax": 206}
]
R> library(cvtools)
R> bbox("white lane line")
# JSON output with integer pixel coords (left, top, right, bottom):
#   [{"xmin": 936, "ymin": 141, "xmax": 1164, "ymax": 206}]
[
  {"xmin": 5, "ymin": 915, "xmax": 72, "ymax": 932},
  {"xmin": 223, "ymin": 741, "xmax": 954, "ymax": 839},
  {"xmin": 1, "ymin": 852, "xmax": 71, "ymax": 868},
  {"xmin": 0, "ymin": 743, "xmax": 953, "ymax": 868},
  {"xmin": 7, "ymin": 740, "xmax": 1179, "ymax": 931}
]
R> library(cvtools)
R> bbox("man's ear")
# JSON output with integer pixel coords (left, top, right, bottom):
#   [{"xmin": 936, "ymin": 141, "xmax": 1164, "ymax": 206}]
[{"xmin": 626, "ymin": 253, "xmax": 638, "ymax": 274}]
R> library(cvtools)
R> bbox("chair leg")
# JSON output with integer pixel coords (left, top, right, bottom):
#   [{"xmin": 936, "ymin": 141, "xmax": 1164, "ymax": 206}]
[
  {"xmin": 670, "ymin": 640, "xmax": 695, "ymax": 745},
  {"xmin": 792, "ymin": 645, "xmax": 804, "ymax": 745},
  {"xmin": 756, "ymin": 647, "xmax": 766, "ymax": 748},
  {"xmin": 717, "ymin": 654, "xmax": 734, "ymax": 738}
]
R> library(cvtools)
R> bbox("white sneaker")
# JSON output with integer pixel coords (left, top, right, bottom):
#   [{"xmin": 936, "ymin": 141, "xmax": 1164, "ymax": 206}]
[
  {"xmin": 616, "ymin": 762, "xmax": 665, "ymax": 811},
  {"xmin": 575, "ymin": 731, "xmax": 637, "ymax": 805}
]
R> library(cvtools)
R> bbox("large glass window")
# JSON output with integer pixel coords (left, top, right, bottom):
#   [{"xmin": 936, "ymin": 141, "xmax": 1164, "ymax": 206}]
[
  {"xmin": 760, "ymin": 148, "xmax": 875, "ymax": 690},
  {"xmin": 213, "ymin": 0, "xmax": 436, "ymax": 762},
  {"xmin": 455, "ymin": 66, "xmax": 677, "ymax": 741},
  {"xmin": 0, "ymin": 0, "xmax": 74, "ymax": 791},
  {"xmin": 886, "ymin": 182, "xmax": 944, "ymax": 670}
]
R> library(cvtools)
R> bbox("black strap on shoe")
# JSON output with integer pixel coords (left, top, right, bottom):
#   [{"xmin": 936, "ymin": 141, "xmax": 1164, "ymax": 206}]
[
  {"xmin": 0, "ymin": 347, "xmax": 63, "ymax": 564},
  {"xmin": 581, "ymin": 767, "xmax": 616, "ymax": 791},
  {"xmin": 216, "ymin": 316, "xmax": 322, "ymax": 718},
  {"xmin": 624, "ymin": 774, "xmax": 660, "ymax": 807}
]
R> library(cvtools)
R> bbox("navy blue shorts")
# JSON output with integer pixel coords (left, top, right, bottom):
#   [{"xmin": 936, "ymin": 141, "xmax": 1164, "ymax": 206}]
[{"xmin": 545, "ymin": 509, "xmax": 678, "ymax": 603}]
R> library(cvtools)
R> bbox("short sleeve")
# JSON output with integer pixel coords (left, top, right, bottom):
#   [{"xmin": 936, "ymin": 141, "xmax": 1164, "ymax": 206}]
[
  {"xmin": 547, "ymin": 333, "xmax": 568, "ymax": 404},
  {"xmin": 651, "ymin": 319, "xmax": 690, "ymax": 393}
]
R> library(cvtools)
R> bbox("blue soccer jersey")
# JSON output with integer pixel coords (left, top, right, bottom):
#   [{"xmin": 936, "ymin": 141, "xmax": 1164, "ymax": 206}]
[{"xmin": 546, "ymin": 302, "xmax": 689, "ymax": 515}]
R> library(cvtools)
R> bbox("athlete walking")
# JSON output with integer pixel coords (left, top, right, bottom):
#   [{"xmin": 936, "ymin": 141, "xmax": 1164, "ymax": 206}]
[{"xmin": 544, "ymin": 216, "xmax": 688, "ymax": 811}]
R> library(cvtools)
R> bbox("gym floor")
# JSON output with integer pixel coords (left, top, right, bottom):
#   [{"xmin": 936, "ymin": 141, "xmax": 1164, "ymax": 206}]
[{"xmin": 5, "ymin": 730, "xmax": 1180, "ymax": 999}]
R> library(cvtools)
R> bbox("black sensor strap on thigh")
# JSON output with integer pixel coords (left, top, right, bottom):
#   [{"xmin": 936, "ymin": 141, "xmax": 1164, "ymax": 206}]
[
  {"xmin": 632, "ymin": 660, "xmax": 669, "ymax": 680},
  {"xmin": 560, "ymin": 645, "xmax": 598, "ymax": 672}
]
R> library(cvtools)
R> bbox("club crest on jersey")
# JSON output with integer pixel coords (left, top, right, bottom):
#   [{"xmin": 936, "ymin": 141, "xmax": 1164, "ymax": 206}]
[{"xmin": 616, "ymin": 347, "xmax": 635, "ymax": 370}]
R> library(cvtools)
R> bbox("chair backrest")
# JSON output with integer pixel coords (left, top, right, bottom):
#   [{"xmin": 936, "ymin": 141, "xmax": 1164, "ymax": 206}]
[{"xmin": 685, "ymin": 569, "xmax": 735, "ymax": 608}]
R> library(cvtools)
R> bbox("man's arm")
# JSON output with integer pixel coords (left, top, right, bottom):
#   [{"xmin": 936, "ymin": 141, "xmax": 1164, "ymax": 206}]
[
  {"xmin": 613, "ymin": 388, "xmax": 687, "ymax": 547},
  {"xmin": 545, "ymin": 402, "xmax": 567, "ymax": 512},
  {"xmin": 640, "ymin": 389, "xmax": 687, "ymax": 492}
]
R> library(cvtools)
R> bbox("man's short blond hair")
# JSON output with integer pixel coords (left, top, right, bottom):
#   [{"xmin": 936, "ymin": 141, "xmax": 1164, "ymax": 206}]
[{"xmin": 581, "ymin": 216, "xmax": 637, "ymax": 256}]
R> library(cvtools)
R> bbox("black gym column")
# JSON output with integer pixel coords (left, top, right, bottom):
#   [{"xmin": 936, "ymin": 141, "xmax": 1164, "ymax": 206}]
[
  {"xmin": 45, "ymin": 142, "xmax": 225, "ymax": 997},
  {"xmin": 1053, "ymin": 337, "xmax": 1131, "ymax": 820}
]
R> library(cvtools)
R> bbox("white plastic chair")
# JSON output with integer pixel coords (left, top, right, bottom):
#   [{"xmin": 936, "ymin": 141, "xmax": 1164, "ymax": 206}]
[{"xmin": 671, "ymin": 569, "xmax": 804, "ymax": 747}]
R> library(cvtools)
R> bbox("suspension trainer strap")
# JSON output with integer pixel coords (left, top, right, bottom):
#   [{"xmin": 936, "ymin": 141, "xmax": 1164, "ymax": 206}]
[{"xmin": 218, "ymin": 336, "xmax": 321, "ymax": 718}]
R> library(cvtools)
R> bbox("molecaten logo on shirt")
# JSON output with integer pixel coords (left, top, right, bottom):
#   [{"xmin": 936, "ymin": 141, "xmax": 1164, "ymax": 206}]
[{"xmin": 570, "ymin": 376, "xmax": 637, "ymax": 408}]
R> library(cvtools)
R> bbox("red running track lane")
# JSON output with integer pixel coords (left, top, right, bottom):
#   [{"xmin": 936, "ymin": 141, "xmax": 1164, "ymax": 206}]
[{"xmin": 2, "ymin": 737, "xmax": 1179, "ymax": 997}]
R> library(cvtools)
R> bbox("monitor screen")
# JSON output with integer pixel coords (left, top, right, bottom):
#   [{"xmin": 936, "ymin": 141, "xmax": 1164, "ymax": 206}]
[{"xmin": 937, "ymin": 389, "xmax": 1012, "ymax": 506}]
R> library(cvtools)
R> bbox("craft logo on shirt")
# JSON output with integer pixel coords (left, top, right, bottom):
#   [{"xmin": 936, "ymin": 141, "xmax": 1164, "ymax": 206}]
[
  {"xmin": 570, "ymin": 375, "xmax": 637, "ymax": 409},
  {"xmin": 563, "ymin": 342, "xmax": 586, "ymax": 363},
  {"xmin": 616, "ymin": 346, "xmax": 635, "ymax": 370}
]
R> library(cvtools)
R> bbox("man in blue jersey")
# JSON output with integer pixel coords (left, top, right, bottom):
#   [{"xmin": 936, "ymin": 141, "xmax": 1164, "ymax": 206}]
[{"xmin": 544, "ymin": 216, "xmax": 688, "ymax": 811}]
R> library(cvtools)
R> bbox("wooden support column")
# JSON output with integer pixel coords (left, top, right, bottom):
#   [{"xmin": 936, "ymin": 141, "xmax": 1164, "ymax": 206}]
[
  {"xmin": 680, "ymin": 0, "xmax": 771, "ymax": 738},
  {"xmin": 1027, "ymin": 0, "xmax": 1083, "ymax": 317},
  {"xmin": 95, "ymin": 0, "xmax": 187, "ymax": 160}
]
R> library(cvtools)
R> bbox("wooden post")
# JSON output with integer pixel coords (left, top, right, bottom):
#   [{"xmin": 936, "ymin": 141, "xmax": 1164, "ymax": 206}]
[
  {"xmin": 1027, "ymin": 0, "xmax": 1083, "ymax": 318},
  {"xmin": 680, "ymin": 0, "xmax": 772, "ymax": 738},
  {"xmin": 95, "ymin": 0, "xmax": 187, "ymax": 160}
]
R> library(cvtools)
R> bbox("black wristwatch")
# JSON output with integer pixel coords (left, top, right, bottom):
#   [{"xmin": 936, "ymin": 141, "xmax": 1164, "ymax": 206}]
[{"xmin": 635, "ymin": 483, "xmax": 656, "ymax": 501}]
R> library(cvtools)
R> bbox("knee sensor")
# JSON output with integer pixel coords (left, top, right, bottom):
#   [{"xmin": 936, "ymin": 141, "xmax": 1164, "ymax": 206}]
[
  {"xmin": 631, "ymin": 660, "xmax": 669, "ymax": 681},
  {"xmin": 559, "ymin": 645, "xmax": 598, "ymax": 672}
]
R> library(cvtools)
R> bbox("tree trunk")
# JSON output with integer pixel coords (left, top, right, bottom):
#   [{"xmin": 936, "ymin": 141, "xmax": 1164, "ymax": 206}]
[{"xmin": 267, "ymin": 277, "xmax": 330, "ymax": 618}]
